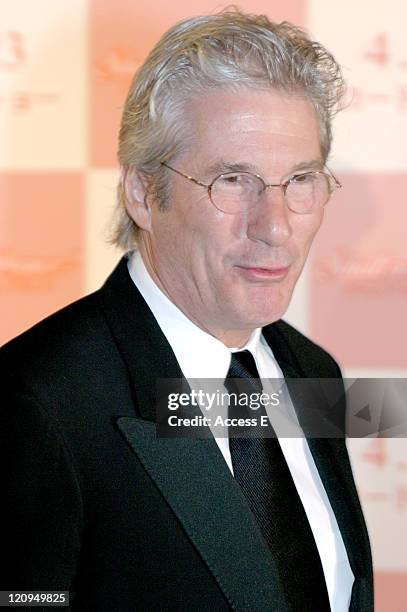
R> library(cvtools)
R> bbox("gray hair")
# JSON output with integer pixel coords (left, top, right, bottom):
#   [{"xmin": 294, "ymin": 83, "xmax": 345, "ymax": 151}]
[{"xmin": 111, "ymin": 7, "xmax": 345, "ymax": 250}]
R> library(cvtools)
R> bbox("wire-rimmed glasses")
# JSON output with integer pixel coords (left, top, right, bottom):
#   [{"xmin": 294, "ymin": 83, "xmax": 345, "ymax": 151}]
[{"xmin": 161, "ymin": 162, "xmax": 341, "ymax": 214}]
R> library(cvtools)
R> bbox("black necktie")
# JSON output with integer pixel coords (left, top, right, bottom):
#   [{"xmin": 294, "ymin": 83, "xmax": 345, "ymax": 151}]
[{"xmin": 225, "ymin": 350, "xmax": 331, "ymax": 611}]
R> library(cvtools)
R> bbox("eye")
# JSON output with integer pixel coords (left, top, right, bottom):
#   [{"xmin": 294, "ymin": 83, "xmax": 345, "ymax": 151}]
[
  {"xmin": 219, "ymin": 173, "xmax": 248, "ymax": 184},
  {"xmin": 215, "ymin": 173, "xmax": 257, "ymax": 193},
  {"xmin": 290, "ymin": 172, "xmax": 317, "ymax": 184}
]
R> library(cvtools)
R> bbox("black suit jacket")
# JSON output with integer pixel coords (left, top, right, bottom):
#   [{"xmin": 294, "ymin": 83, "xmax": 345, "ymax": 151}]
[{"xmin": 1, "ymin": 258, "xmax": 373, "ymax": 611}]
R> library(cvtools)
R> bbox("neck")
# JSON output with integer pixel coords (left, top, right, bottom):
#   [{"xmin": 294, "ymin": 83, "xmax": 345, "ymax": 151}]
[{"xmin": 209, "ymin": 328, "xmax": 254, "ymax": 349}]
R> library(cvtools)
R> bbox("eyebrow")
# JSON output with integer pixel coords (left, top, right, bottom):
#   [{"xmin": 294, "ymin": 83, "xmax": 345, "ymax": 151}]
[
  {"xmin": 206, "ymin": 161, "xmax": 258, "ymax": 176},
  {"xmin": 205, "ymin": 159, "xmax": 324, "ymax": 179}
]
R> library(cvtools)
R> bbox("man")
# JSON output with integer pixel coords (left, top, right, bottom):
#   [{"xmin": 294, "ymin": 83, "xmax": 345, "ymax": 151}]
[{"xmin": 1, "ymin": 9, "xmax": 373, "ymax": 611}]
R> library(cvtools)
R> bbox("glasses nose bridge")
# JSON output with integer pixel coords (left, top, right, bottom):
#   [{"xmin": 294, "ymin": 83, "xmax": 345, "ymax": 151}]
[{"xmin": 263, "ymin": 180, "xmax": 288, "ymax": 199}]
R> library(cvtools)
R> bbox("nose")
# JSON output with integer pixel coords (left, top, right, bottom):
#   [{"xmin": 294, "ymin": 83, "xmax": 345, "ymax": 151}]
[{"xmin": 247, "ymin": 185, "xmax": 292, "ymax": 246}]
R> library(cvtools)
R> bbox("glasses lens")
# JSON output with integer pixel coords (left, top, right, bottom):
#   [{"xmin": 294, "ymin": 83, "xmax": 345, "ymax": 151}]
[
  {"xmin": 211, "ymin": 173, "xmax": 263, "ymax": 213},
  {"xmin": 286, "ymin": 172, "xmax": 331, "ymax": 213}
]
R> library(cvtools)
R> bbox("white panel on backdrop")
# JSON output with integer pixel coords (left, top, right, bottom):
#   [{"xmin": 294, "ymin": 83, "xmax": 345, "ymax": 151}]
[
  {"xmin": 348, "ymin": 438, "xmax": 407, "ymax": 570},
  {"xmin": 309, "ymin": 0, "xmax": 407, "ymax": 172},
  {"xmin": 0, "ymin": 0, "xmax": 87, "ymax": 169}
]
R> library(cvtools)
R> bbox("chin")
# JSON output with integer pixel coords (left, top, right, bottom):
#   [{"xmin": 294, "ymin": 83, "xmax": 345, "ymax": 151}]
[
  {"xmin": 241, "ymin": 292, "xmax": 292, "ymax": 326},
  {"xmin": 234, "ymin": 305, "xmax": 287, "ymax": 329}
]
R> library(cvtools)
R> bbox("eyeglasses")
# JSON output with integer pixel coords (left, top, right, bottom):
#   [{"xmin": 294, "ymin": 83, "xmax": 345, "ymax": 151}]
[{"xmin": 161, "ymin": 162, "xmax": 341, "ymax": 215}]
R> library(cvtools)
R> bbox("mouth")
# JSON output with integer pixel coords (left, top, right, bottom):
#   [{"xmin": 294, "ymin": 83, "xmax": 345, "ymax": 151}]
[{"xmin": 234, "ymin": 265, "xmax": 290, "ymax": 281}]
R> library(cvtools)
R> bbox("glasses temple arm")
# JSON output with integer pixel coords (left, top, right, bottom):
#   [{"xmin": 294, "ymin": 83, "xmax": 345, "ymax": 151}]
[
  {"xmin": 161, "ymin": 162, "xmax": 208, "ymax": 188},
  {"xmin": 325, "ymin": 165, "xmax": 342, "ymax": 188}
]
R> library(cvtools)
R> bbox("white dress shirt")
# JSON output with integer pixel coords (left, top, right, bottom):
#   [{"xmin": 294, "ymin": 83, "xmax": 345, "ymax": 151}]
[{"xmin": 128, "ymin": 250, "xmax": 354, "ymax": 611}]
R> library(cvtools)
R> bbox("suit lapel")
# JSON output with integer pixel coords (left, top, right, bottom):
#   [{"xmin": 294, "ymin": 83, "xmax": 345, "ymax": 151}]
[
  {"xmin": 117, "ymin": 417, "xmax": 289, "ymax": 611},
  {"xmin": 263, "ymin": 322, "xmax": 373, "ymax": 606},
  {"xmin": 97, "ymin": 257, "xmax": 183, "ymax": 421},
  {"xmin": 97, "ymin": 259, "xmax": 291, "ymax": 611}
]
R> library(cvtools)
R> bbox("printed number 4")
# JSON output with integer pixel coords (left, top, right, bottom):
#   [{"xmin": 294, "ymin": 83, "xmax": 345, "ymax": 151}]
[{"xmin": 362, "ymin": 439, "xmax": 387, "ymax": 468}]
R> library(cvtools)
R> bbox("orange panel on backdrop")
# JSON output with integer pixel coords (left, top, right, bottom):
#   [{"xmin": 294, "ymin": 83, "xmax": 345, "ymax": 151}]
[
  {"xmin": 309, "ymin": 173, "xmax": 407, "ymax": 368},
  {"xmin": 375, "ymin": 571, "xmax": 407, "ymax": 612},
  {"xmin": 89, "ymin": 0, "xmax": 306, "ymax": 167},
  {"xmin": 0, "ymin": 173, "xmax": 84, "ymax": 344}
]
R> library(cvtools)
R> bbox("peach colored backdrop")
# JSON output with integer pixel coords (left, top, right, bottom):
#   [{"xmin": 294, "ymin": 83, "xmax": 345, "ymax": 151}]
[{"xmin": 1, "ymin": 1, "xmax": 406, "ymax": 608}]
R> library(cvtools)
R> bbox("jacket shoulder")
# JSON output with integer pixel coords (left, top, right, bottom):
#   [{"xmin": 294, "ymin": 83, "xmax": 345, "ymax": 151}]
[
  {"xmin": 1, "ymin": 257, "xmax": 131, "ymax": 373},
  {"xmin": 0, "ymin": 291, "xmax": 113, "ymax": 387},
  {"xmin": 2, "ymin": 291, "xmax": 101, "ymax": 354},
  {"xmin": 267, "ymin": 319, "xmax": 342, "ymax": 378}
]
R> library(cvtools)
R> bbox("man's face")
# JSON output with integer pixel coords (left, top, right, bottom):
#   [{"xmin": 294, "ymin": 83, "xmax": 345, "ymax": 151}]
[{"xmin": 140, "ymin": 88, "xmax": 325, "ymax": 346}]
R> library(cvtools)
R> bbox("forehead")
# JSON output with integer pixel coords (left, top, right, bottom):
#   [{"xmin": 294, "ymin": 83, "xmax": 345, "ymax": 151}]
[{"xmin": 182, "ymin": 88, "xmax": 322, "ymax": 174}]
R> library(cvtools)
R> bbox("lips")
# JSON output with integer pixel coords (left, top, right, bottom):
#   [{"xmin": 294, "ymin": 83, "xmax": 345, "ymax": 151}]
[{"xmin": 235, "ymin": 265, "xmax": 290, "ymax": 280}]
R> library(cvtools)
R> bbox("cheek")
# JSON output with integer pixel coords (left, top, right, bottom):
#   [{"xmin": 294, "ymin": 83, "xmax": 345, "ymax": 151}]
[
  {"xmin": 150, "ymin": 212, "xmax": 190, "ymax": 273},
  {"xmin": 188, "ymin": 208, "xmax": 243, "ymax": 264}
]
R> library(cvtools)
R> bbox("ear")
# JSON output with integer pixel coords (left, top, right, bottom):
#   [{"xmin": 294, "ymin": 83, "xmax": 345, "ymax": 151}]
[{"xmin": 122, "ymin": 166, "xmax": 152, "ymax": 232}]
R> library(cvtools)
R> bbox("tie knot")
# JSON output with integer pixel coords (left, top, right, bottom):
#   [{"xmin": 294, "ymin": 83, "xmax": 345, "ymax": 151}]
[
  {"xmin": 227, "ymin": 350, "xmax": 260, "ymax": 379},
  {"xmin": 225, "ymin": 350, "xmax": 263, "ymax": 395}
]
